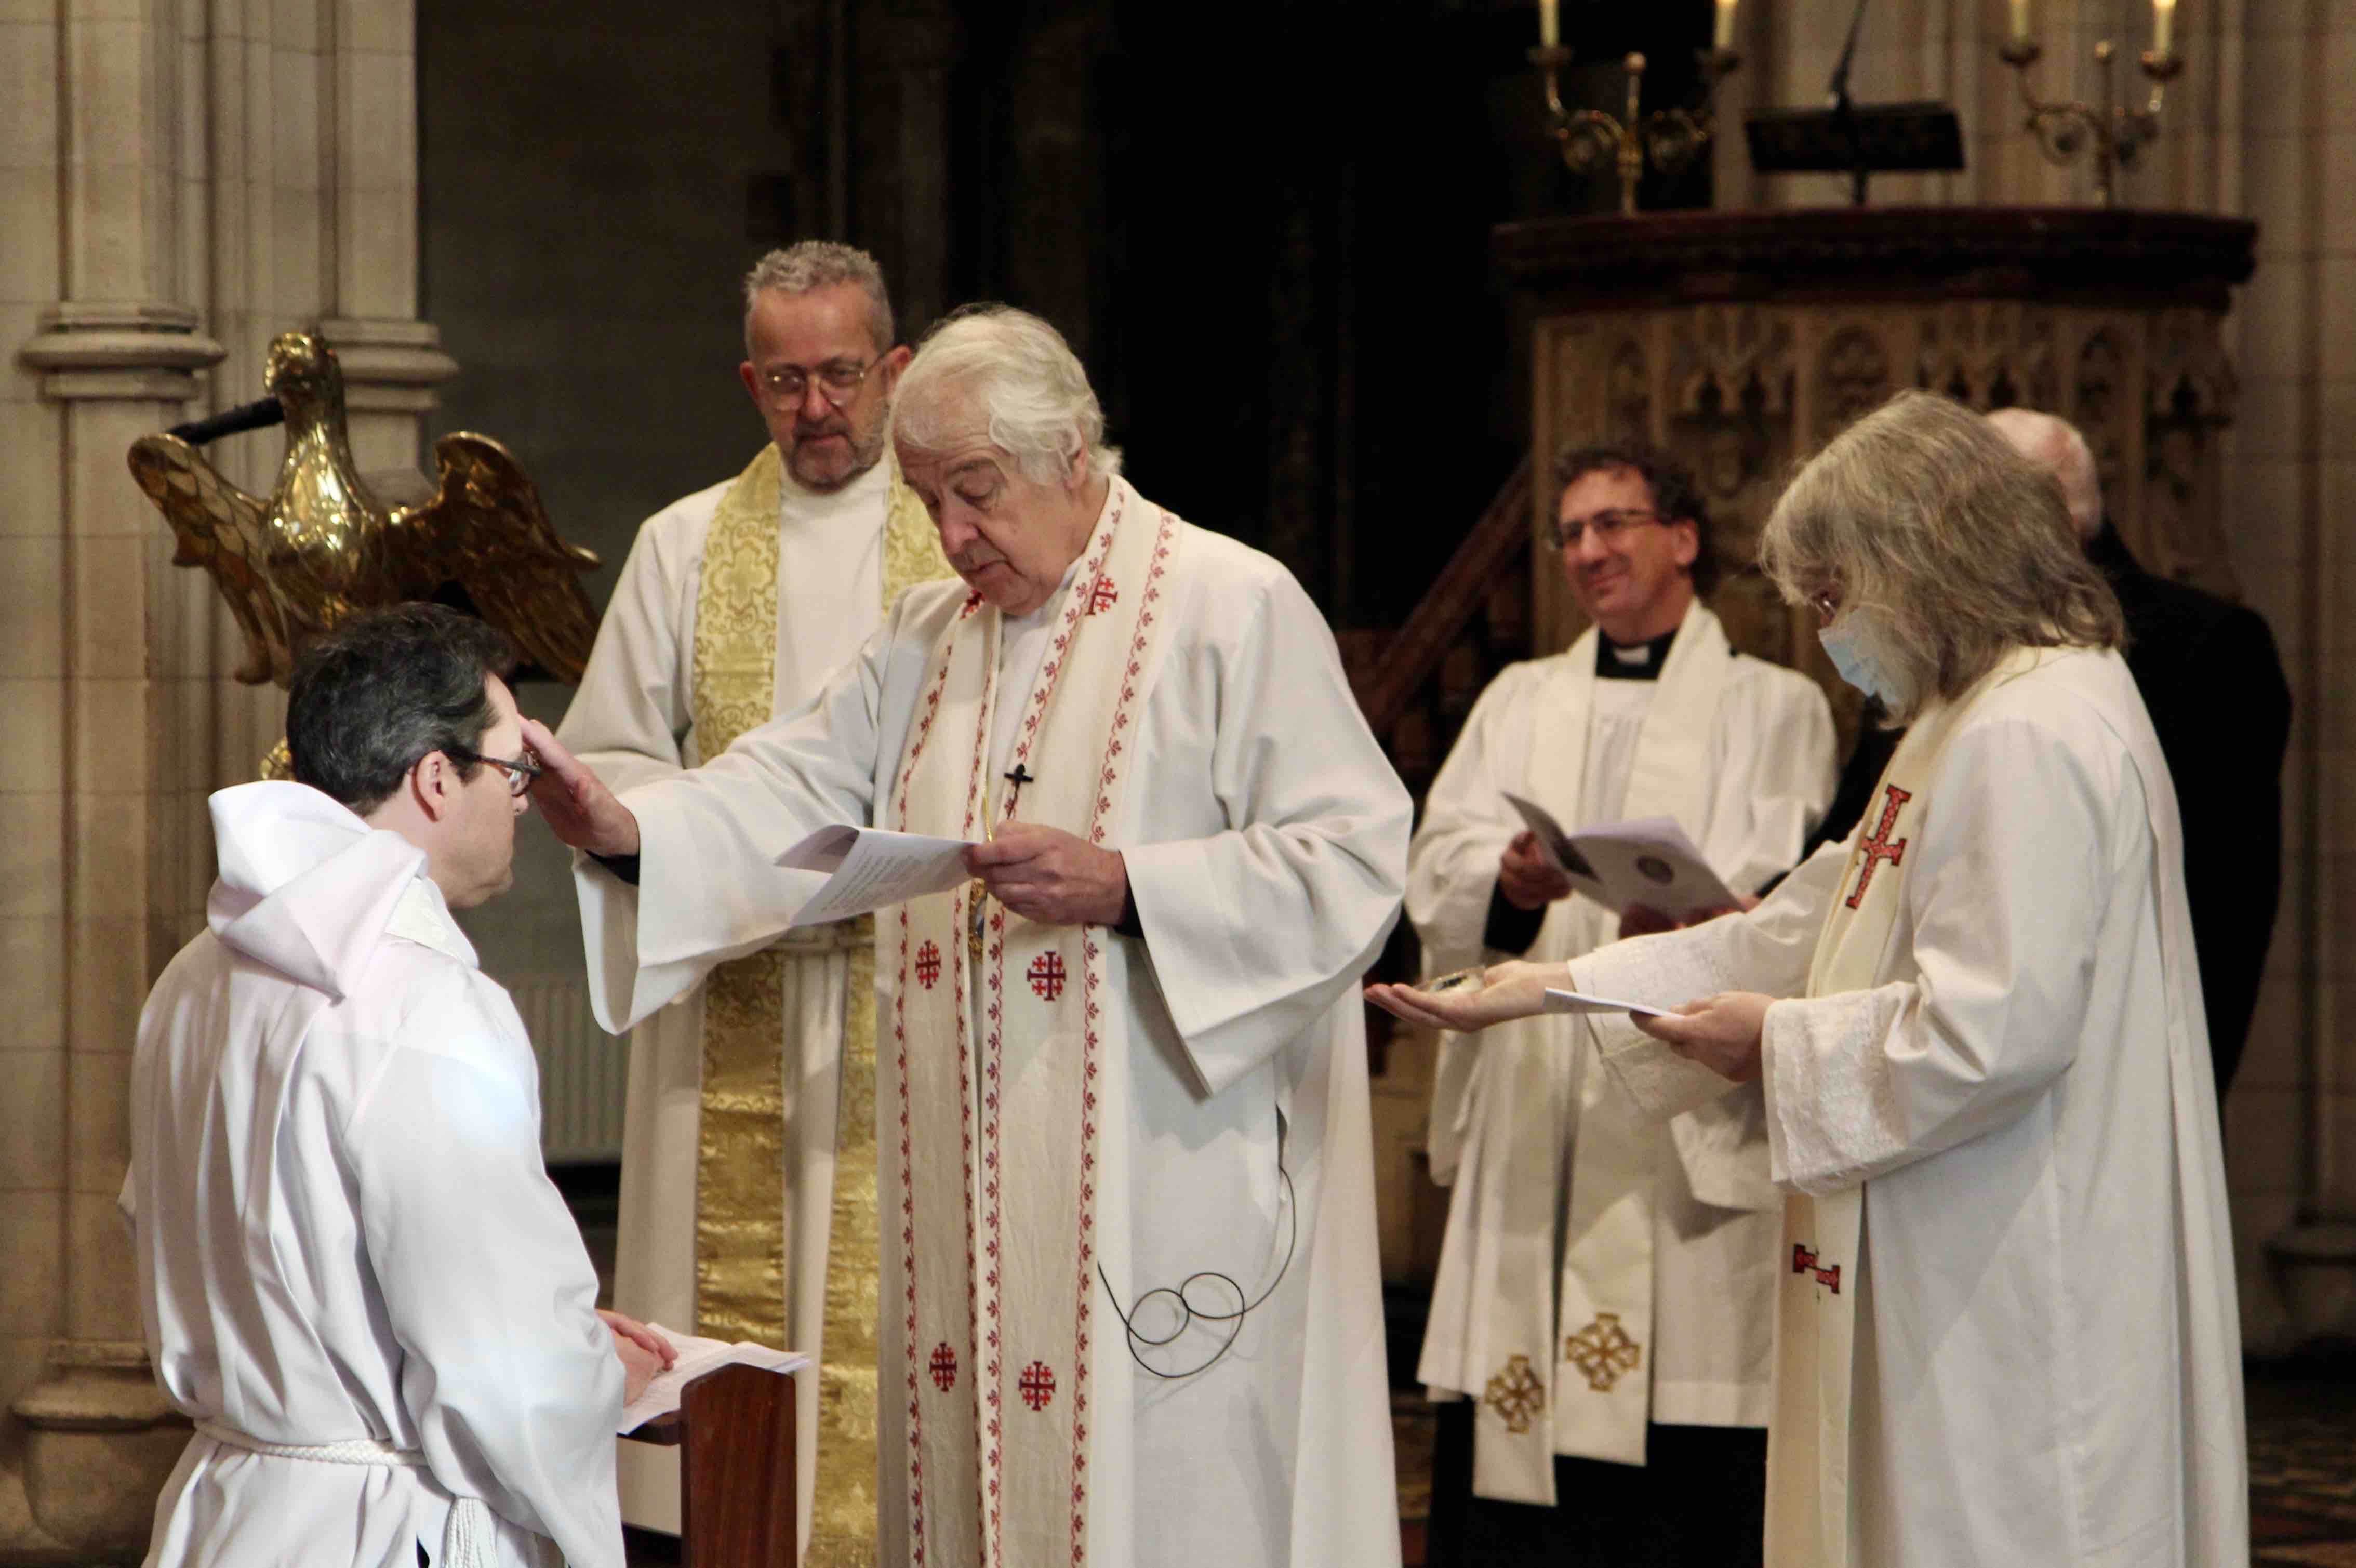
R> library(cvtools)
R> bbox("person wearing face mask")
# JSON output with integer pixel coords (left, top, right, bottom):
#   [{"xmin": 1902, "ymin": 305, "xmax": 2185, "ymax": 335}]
[
  {"xmin": 554, "ymin": 241, "xmax": 957, "ymax": 1553},
  {"xmin": 532, "ymin": 304, "xmax": 1413, "ymax": 1567},
  {"xmin": 1369, "ymin": 390, "xmax": 2246, "ymax": 1568},
  {"xmin": 1403, "ymin": 444, "xmax": 1833, "ymax": 1568},
  {"xmin": 124, "ymin": 605, "xmax": 673, "ymax": 1568}
]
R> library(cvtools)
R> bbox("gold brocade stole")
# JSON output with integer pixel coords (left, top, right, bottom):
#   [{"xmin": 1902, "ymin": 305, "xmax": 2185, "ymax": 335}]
[{"xmin": 688, "ymin": 444, "xmax": 953, "ymax": 1565}]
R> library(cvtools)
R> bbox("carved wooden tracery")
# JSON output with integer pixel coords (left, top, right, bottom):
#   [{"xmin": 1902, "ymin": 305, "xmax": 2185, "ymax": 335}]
[{"xmin": 1492, "ymin": 207, "xmax": 2256, "ymax": 742}]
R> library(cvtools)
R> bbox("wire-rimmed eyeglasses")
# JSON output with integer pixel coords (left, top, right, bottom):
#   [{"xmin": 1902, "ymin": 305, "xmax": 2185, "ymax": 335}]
[
  {"xmin": 756, "ymin": 357, "xmax": 883, "ymax": 408},
  {"xmin": 448, "ymin": 747, "xmax": 543, "ymax": 798},
  {"xmin": 1547, "ymin": 508, "xmax": 1667, "ymax": 551}
]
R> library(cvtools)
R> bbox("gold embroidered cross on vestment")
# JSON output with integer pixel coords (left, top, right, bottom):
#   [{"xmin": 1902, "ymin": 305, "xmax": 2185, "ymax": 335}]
[
  {"xmin": 1482, "ymin": 1353, "xmax": 1546, "ymax": 1435},
  {"xmin": 1564, "ymin": 1312, "xmax": 1644, "ymax": 1393}
]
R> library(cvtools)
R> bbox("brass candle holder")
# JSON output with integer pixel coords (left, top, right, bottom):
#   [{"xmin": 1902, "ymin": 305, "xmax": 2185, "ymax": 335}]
[
  {"xmin": 1999, "ymin": 34, "xmax": 2183, "ymax": 208},
  {"xmin": 1530, "ymin": 46, "xmax": 1742, "ymax": 217}
]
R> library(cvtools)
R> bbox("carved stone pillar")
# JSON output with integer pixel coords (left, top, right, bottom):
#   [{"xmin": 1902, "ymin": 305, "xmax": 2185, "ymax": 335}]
[{"xmin": 3, "ymin": 0, "xmax": 446, "ymax": 1557}]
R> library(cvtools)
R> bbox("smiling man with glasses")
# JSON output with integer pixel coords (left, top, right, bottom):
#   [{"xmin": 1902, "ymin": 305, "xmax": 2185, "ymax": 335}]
[
  {"xmin": 1404, "ymin": 441, "xmax": 1835, "ymax": 1568},
  {"xmin": 553, "ymin": 240, "xmax": 958, "ymax": 1556}
]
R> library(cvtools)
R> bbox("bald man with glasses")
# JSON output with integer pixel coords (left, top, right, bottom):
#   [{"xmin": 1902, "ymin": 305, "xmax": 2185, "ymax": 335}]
[
  {"xmin": 555, "ymin": 241, "xmax": 958, "ymax": 1556},
  {"xmin": 1407, "ymin": 442, "xmax": 1834, "ymax": 1568}
]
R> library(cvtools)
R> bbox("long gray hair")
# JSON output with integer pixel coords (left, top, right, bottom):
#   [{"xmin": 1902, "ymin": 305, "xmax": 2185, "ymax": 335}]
[
  {"xmin": 890, "ymin": 305, "xmax": 1123, "ymax": 485},
  {"xmin": 1760, "ymin": 389, "xmax": 2123, "ymax": 720}
]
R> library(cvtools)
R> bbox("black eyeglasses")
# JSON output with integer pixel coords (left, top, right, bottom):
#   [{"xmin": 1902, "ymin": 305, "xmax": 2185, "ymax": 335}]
[{"xmin": 446, "ymin": 747, "xmax": 543, "ymax": 797}]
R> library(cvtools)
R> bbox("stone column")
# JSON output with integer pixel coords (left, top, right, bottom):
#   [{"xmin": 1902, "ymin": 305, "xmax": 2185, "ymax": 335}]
[
  {"xmin": 3, "ymin": 0, "xmax": 447, "ymax": 1557},
  {"xmin": 6, "ymin": 0, "xmax": 223, "ymax": 1553}
]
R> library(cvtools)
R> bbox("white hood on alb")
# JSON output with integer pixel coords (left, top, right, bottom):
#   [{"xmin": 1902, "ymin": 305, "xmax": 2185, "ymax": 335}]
[{"xmin": 204, "ymin": 779, "xmax": 474, "ymax": 996}]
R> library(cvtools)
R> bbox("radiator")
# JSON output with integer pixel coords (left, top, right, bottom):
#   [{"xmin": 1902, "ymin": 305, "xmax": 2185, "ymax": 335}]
[{"xmin": 508, "ymin": 974, "xmax": 629, "ymax": 1164}]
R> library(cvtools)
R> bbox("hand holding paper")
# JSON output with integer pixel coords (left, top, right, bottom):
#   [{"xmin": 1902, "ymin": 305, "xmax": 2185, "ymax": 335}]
[
  {"xmin": 1632, "ymin": 991, "xmax": 1771, "ymax": 1082},
  {"xmin": 776, "ymin": 825, "xmax": 978, "ymax": 926},
  {"xmin": 1499, "ymin": 795, "xmax": 1741, "ymax": 921}
]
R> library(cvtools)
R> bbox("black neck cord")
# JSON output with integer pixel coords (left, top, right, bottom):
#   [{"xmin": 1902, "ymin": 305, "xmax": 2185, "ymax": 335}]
[{"xmin": 1095, "ymin": 1163, "xmax": 1298, "ymax": 1381}]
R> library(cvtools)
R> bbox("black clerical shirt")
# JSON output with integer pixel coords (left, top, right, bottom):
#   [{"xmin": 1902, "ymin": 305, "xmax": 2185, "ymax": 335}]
[{"xmin": 1480, "ymin": 627, "xmax": 1677, "ymax": 954}]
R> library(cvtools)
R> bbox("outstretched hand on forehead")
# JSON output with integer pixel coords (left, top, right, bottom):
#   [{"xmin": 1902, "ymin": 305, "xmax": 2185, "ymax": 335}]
[
  {"xmin": 1363, "ymin": 961, "xmax": 1553, "ymax": 1033},
  {"xmin": 517, "ymin": 717, "xmax": 642, "ymax": 859}
]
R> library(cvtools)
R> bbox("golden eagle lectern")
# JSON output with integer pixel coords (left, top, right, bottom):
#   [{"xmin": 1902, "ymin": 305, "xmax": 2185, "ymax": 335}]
[{"xmin": 128, "ymin": 330, "xmax": 602, "ymax": 687}]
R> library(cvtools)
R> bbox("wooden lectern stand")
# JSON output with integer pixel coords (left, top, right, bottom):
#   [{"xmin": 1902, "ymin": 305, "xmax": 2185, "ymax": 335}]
[{"xmin": 622, "ymin": 1364, "xmax": 799, "ymax": 1566}]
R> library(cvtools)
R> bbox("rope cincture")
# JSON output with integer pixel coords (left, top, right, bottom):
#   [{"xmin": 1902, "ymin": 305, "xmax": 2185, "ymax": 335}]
[{"xmin": 195, "ymin": 1419, "xmax": 496, "ymax": 1567}]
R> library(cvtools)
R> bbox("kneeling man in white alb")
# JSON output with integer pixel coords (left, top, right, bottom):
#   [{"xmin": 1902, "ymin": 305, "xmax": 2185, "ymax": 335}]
[{"xmin": 124, "ymin": 604, "xmax": 673, "ymax": 1568}]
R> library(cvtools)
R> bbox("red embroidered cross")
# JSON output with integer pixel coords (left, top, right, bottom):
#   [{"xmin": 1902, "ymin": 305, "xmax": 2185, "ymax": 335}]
[
  {"xmin": 1845, "ymin": 783, "xmax": 1914, "ymax": 910},
  {"xmin": 929, "ymin": 1341, "xmax": 959, "ymax": 1391},
  {"xmin": 1086, "ymin": 577, "xmax": 1120, "ymax": 615},
  {"xmin": 1019, "ymin": 1360, "xmax": 1057, "ymax": 1410},
  {"xmin": 1792, "ymin": 1243, "xmax": 1842, "ymax": 1295},
  {"xmin": 915, "ymin": 941, "xmax": 942, "ymax": 989},
  {"xmin": 1028, "ymin": 952, "xmax": 1068, "ymax": 1001}
]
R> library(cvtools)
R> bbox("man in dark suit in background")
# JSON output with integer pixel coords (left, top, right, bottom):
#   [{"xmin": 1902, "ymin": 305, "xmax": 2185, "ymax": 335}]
[{"xmin": 1987, "ymin": 410, "xmax": 2290, "ymax": 1104}]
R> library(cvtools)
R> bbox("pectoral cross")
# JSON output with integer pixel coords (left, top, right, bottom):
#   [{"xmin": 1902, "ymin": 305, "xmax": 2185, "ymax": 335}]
[{"xmin": 970, "ymin": 764, "xmax": 1042, "ymax": 961}]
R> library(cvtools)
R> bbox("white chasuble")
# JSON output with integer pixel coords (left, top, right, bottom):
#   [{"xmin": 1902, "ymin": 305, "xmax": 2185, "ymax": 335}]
[
  {"xmin": 1574, "ymin": 646, "xmax": 2245, "ymax": 1568},
  {"xmin": 1411, "ymin": 601, "xmax": 1832, "ymax": 1504}
]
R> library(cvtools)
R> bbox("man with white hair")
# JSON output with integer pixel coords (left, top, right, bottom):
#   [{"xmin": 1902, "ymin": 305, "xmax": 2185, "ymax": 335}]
[
  {"xmin": 557, "ymin": 241, "xmax": 956, "ymax": 1553},
  {"xmin": 1988, "ymin": 406, "xmax": 2290, "ymax": 1104},
  {"xmin": 534, "ymin": 304, "xmax": 1410, "ymax": 1566},
  {"xmin": 1373, "ymin": 391, "xmax": 2245, "ymax": 1567}
]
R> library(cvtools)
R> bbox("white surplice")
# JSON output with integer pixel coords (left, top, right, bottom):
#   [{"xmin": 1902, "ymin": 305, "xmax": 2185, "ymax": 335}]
[
  {"xmin": 571, "ymin": 484, "xmax": 1409, "ymax": 1568},
  {"xmin": 1407, "ymin": 602, "xmax": 1834, "ymax": 1499},
  {"xmin": 1573, "ymin": 647, "xmax": 2247, "ymax": 1568},
  {"xmin": 555, "ymin": 455, "xmax": 893, "ymax": 1533},
  {"xmin": 123, "ymin": 781, "xmax": 623, "ymax": 1568}
]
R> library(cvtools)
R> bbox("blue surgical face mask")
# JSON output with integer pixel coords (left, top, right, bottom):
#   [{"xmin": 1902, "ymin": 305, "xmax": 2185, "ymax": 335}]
[{"xmin": 1818, "ymin": 609, "xmax": 1913, "ymax": 712}]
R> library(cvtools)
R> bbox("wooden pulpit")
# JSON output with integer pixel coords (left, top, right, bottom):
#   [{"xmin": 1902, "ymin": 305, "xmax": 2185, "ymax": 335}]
[
  {"xmin": 1494, "ymin": 204, "xmax": 2258, "ymax": 749},
  {"xmin": 623, "ymin": 1364, "xmax": 799, "ymax": 1566}
]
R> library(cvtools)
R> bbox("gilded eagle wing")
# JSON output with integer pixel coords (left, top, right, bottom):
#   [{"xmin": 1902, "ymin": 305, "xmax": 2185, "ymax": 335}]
[
  {"xmin": 395, "ymin": 432, "xmax": 603, "ymax": 682},
  {"xmin": 127, "ymin": 434, "xmax": 295, "ymax": 684}
]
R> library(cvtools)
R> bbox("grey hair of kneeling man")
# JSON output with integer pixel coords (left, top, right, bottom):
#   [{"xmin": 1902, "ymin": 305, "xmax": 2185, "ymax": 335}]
[
  {"xmin": 891, "ymin": 303, "xmax": 1124, "ymax": 485},
  {"xmin": 285, "ymin": 603, "xmax": 518, "ymax": 815},
  {"xmin": 1760, "ymin": 388, "xmax": 2124, "ymax": 725}
]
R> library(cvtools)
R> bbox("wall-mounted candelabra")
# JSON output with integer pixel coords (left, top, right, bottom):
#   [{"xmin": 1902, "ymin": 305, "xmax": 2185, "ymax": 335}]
[
  {"xmin": 1527, "ymin": 0, "xmax": 1741, "ymax": 217},
  {"xmin": 1998, "ymin": 0, "xmax": 2183, "ymax": 208},
  {"xmin": 1528, "ymin": 47, "xmax": 1742, "ymax": 216}
]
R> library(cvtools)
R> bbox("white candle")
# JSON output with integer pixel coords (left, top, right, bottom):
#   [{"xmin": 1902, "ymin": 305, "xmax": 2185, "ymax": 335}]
[
  {"xmin": 1715, "ymin": 0, "xmax": 1740, "ymax": 50},
  {"xmin": 2009, "ymin": 0, "xmax": 2032, "ymax": 43},
  {"xmin": 2153, "ymin": 0, "xmax": 2176, "ymax": 56},
  {"xmin": 1539, "ymin": 0, "xmax": 1559, "ymax": 49}
]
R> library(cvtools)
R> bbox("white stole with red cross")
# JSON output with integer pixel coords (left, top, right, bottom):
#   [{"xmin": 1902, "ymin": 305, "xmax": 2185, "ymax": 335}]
[
  {"xmin": 1764, "ymin": 646, "xmax": 2045, "ymax": 1568},
  {"xmin": 880, "ymin": 481, "xmax": 1179, "ymax": 1568}
]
